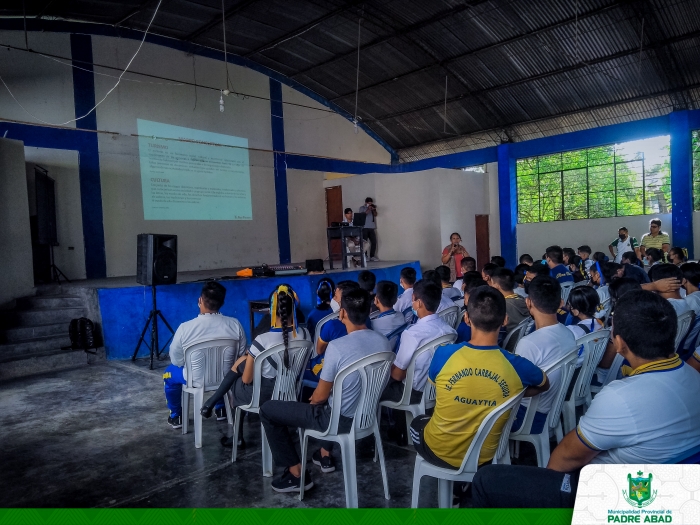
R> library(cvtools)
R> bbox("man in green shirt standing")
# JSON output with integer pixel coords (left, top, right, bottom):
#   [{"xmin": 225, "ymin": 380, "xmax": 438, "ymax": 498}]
[
  {"xmin": 639, "ymin": 218, "xmax": 670, "ymax": 259},
  {"xmin": 608, "ymin": 227, "xmax": 640, "ymax": 263}
]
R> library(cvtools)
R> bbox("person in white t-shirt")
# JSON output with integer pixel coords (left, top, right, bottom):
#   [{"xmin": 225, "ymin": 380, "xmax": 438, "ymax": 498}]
[
  {"xmin": 163, "ymin": 282, "xmax": 246, "ymax": 429},
  {"xmin": 259, "ymin": 289, "xmax": 391, "ymax": 493},
  {"xmin": 512, "ymin": 275, "xmax": 576, "ymax": 434},
  {"xmin": 394, "ymin": 267, "xmax": 417, "ymax": 321},
  {"xmin": 649, "ymin": 263, "xmax": 692, "ymax": 317},
  {"xmin": 608, "ymin": 226, "xmax": 640, "ymax": 263},
  {"xmin": 472, "ymin": 290, "xmax": 700, "ymax": 508},
  {"xmin": 372, "ymin": 281, "xmax": 406, "ymax": 337},
  {"xmin": 680, "ymin": 263, "xmax": 700, "ymax": 359},
  {"xmin": 423, "ymin": 269, "xmax": 458, "ymax": 314},
  {"xmin": 199, "ymin": 285, "xmax": 311, "ymax": 448}
]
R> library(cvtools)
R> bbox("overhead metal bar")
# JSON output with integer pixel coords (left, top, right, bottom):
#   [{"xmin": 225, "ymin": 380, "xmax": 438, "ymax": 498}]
[{"xmin": 183, "ymin": 0, "xmax": 260, "ymax": 42}]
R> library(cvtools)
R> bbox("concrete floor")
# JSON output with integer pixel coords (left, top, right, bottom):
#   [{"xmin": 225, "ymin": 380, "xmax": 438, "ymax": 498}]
[{"xmin": 0, "ymin": 358, "xmax": 539, "ymax": 508}]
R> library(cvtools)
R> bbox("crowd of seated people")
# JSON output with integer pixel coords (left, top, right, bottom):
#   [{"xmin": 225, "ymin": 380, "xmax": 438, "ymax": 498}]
[{"xmin": 163, "ymin": 238, "xmax": 700, "ymax": 506}]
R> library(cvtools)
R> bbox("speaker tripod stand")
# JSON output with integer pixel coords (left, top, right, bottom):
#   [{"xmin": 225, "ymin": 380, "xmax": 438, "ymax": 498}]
[{"xmin": 132, "ymin": 284, "xmax": 175, "ymax": 370}]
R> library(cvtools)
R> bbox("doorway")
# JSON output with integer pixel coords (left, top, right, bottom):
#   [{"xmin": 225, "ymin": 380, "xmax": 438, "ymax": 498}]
[
  {"xmin": 475, "ymin": 215, "xmax": 490, "ymax": 270},
  {"xmin": 325, "ymin": 186, "xmax": 343, "ymax": 260}
]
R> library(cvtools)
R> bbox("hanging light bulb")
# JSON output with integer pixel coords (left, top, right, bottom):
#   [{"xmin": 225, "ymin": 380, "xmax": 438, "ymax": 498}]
[
  {"xmin": 219, "ymin": 91, "xmax": 224, "ymax": 113},
  {"xmin": 353, "ymin": 119, "xmax": 358, "ymax": 135}
]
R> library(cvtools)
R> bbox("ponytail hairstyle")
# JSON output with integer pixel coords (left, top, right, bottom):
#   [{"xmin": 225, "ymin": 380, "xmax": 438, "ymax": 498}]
[
  {"xmin": 316, "ymin": 278, "xmax": 335, "ymax": 306},
  {"xmin": 269, "ymin": 284, "xmax": 299, "ymax": 369}
]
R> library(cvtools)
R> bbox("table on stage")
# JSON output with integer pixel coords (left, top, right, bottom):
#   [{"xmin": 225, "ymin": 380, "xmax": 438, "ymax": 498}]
[{"xmin": 326, "ymin": 225, "xmax": 366, "ymax": 270}]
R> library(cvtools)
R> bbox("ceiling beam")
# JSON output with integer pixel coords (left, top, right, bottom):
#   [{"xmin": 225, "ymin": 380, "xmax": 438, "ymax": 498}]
[
  {"xmin": 330, "ymin": 1, "xmax": 623, "ymax": 102},
  {"xmin": 113, "ymin": 0, "xmax": 156, "ymax": 27},
  {"xmin": 290, "ymin": 0, "xmax": 490, "ymax": 79},
  {"xmin": 183, "ymin": 0, "xmax": 260, "ymax": 43},
  {"xmin": 367, "ymin": 28, "xmax": 700, "ymax": 123}
]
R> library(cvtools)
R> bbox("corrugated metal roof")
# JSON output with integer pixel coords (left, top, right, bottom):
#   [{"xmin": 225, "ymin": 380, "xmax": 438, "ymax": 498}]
[{"xmin": 2, "ymin": 0, "xmax": 699, "ymax": 160}]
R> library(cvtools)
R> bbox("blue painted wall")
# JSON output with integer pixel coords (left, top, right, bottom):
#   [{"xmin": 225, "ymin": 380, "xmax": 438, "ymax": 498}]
[
  {"xmin": 269, "ymin": 79, "xmax": 291, "ymax": 264},
  {"xmin": 99, "ymin": 261, "xmax": 421, "ymax": 360}
]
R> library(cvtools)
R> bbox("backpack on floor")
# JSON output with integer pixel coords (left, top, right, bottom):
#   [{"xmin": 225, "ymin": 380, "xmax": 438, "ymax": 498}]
[{"xmin": 68, "ymin": 317, "xmax": 97, "ymax": 354}]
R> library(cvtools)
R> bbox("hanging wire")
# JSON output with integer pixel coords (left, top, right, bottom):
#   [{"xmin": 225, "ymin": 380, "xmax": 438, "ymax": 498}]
[
  {"xmin": 221, "ymin": 0, "xmax": 231, "ymax": 92},
  {"xmin": 353, "ymin": 15, "xmax": 362, "ymax": 133}
]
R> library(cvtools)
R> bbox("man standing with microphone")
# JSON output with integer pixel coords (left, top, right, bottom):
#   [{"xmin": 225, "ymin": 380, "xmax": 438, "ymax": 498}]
[{"xmin": 359, "ymin": 197, "xmax": 379, "ymax": 262}]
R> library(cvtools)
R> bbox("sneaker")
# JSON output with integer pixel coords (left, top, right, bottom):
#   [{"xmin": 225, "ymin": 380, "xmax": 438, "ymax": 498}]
[
  {"xmin": 370, "ymin": 256, "xmax": 380, "ymax": 262},
  {"xmin": 312, "ymin": 449, "xmax": 336, "ymax": 473},
  {"xmin": 220, "ymin": 435, "xmax": 245, "ymax": 449},
  {"xmin": 215, "ymin": 407, "xmax": 227, "ymax": 421},
  {"xmin": 168, "ymin": 415, "xmax": 182, "ymax": 429},
  {"xmin": 271, "ymin": 468, "xmax": 314, "ymax": 493},
  {"xmin": 452, "ymin": 481, "xmax": 470, "ymax": 508}
]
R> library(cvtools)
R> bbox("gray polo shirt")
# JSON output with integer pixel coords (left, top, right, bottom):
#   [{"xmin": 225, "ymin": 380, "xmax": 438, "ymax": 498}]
[{"xmin": 359, "ymin": 205, "xmax": 376, "ymax": 229}]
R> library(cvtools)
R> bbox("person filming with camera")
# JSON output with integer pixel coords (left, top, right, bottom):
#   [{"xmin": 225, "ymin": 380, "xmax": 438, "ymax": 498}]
[{"xmin": 358, "ymin": 197, "xmax": 379, "ymax": 261}]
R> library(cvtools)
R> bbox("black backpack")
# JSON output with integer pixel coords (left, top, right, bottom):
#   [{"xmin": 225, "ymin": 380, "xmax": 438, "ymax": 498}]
[{"xmin": 68, "ymin": 317, "xmax": 96, "ymax": 354}]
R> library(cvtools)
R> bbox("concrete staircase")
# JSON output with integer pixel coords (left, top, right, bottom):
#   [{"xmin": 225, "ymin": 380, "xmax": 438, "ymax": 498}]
[{"xmin": 0, "ymin": 289, "xmax": 103, "ymax": 380}]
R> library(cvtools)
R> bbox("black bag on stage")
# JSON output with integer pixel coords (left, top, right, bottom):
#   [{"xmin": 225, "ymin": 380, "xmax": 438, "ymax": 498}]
[{"xmin": 68, "ymin": 317, "xmax": 97, "ymax": 354}]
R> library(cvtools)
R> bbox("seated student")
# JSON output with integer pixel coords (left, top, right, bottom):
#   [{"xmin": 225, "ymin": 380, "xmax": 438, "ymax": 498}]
[
  {"xmin": 372, "ymin": 281, "xmax": 405, "ymax": 337},
  {"xmin": 455, "ymin": 275, "xmax": 489, "ymax": 344},
  {"xmin": 306, "ymin": 278, "xmax": 335, "ymax": 340},
  {"xmin": 567, "ymin": 255, "xmax": 587, "ymax": 283},
  {"xmin": 200, "ymin": 286, "xmax": 311, "ymax": 448},
  {"xmin": 490, "ymin": 268, "xmax": 529, "ymax": 334},
  {"xmin": 436, "ymin": 265, "xmax": 462, "ymax": 301},
  {"xmin": 358, "ymin": 270, "xmax": 378, "ymax": 312},
  {"xmin": 577, "ymin": 245, "xmax": 594, "ymax": 270},
  {"xmin": 511, "ymin": 276, "xmax": 576, "ymax": 434},
  {"xmin": 316, "ymin": 281, "xmax": 361, "ymax": 357},
  {"xmin": 562, "ymin": 248, "xmax": 576, "ymax": 266},
  {"xmin": 523, "ymin": 260, "xmax": 550, "ymax": 295},
  {"xmin": 490, "ymin": 256, "xmax": 506, "ymax": 268},
  {"xmin": 645, "ymin": 247, "xmax": 664, "ymax": 267},
  {"xmin": 423, "ymin": 270, "xmax": 457, "ymax": 313},
  {"xmin": 545, "ymin": 245, "xmax": 574, "ymax": 283},
  {"xmin": 259, "ymin": 289, "xmax": 391, "ymax": 491},
  {"xmin": 519, "ymin": 254, "xmax": 534, "ymax": 266},
  {"xmin": 565, "ymin": 287, "xmax": 602, "ymax": 367},
  {"xmin": 669, "ymin": 246, "xmax": 687, "ymax": 266},
  {"xmin": 410, "ymin": 286, "xmax": 548, "ymax": 471},
  {"xmin": 649, "ymin": 264, "xmax": 692, "ymax": 317},
  {"xmin": 681, "ymin": 263, "xmax": 700, "ymax": 359},
  {"xmin": 380, "ymin": 280, "xmax": 456, "ymax": 405},
  {"xmin": 452, "ymin": 258, "xmax": 476, "ymax": 294},
  {"xmin": 513, "ymin": 263, "xmax": 530, "ymax": 297},
  {"xmin": 163, "ymin": 282, "xmax": 247, "ymax": 428},
  {"xmin": 394, "ymin": 266, "xmax": 417, "ymax": 315},
  {"xmin": 588, "ymin": 262, "xmax": 621, "ymax": 321},
  {"xmin": 620, "ymin": 251, "xmax": 650, "ymax": 284},
  {"xmin": 472, "ymin": 290, "xmax": 700, "ymax": 508},
  {"xmin": 481, "ymin": 262, "xmax": 499, "ymax": 284}
]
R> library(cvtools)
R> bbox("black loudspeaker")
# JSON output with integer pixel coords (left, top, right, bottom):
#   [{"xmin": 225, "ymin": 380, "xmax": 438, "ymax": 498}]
[{"xmin": 137, "ymin": 234, "xmax": 177, "ymax": 285}]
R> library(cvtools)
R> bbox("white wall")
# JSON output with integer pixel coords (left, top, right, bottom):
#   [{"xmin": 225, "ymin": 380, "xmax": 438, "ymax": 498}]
[
  {"xmin": 517, "ymin": 213, "xmax": 673, "ymax": 260},
  {"xmin": 323, "ymin": 169, "xmax": 490, "ymax": 269},
  {"xmin": 287, "ymin": 169, "xmax": 327, "ymax": 262},
  {"xmin": 0, "ymin": 139, "xmax": 33, "ymax": 306},
  {"xmin": 25, "ymin": 148, "xmax": 86, "ymax": 280}
]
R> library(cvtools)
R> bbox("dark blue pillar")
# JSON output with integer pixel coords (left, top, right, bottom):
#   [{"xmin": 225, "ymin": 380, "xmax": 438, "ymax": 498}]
[
  {"xmin": 498, "ymin": 143, "xmax": 518, "ymax": 268},
  {"xmin": 670, "ymin": 111, "xmax": 694, "ymax": 259},
  {"xmin": 70, "ymin": 33, "xmax": 106, "ymax": 278},
  {"xmin": 269, "ymin": 79, "xmax": 291, "ymax": 264}
]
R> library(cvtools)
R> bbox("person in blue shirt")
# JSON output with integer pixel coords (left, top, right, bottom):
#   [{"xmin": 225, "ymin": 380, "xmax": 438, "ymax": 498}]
[
  {"xmin": 306, "ymin": 278, "xmax": 335, "ymax": 340},
  {"xmin": 545, "ymin": 245, "xmax": 574, "ymax": 283},
  {"xmin": 455, "ymin": 274, "xmax": 488, "ymax": 344}
]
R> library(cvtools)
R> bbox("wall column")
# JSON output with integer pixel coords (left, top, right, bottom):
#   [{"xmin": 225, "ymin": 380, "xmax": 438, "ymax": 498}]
[
  {"xmin": 670, "ymin": 110, "xmax": 694, "ymax": 259},
  {"xmin": 497, "ymin": 143, "xmax": 518, "ymax": 267},
  {"xmin": 269, "ymin": 79, "xmax": 291, "ymax": 264}
]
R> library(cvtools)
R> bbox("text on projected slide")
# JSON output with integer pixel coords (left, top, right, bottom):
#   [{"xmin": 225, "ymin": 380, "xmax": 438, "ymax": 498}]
[{"xmin": 137, "ymin": 119, "xmax": 252, "ymax": 220}]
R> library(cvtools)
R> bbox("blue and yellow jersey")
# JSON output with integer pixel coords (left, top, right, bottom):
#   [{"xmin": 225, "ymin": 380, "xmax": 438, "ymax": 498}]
[{"xmin": 424, "ymin": 343, "xmax": 546, "ymax": 468}]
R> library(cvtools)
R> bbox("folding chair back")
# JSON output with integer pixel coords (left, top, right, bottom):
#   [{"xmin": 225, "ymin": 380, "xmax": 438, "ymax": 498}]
[
  {"xmin": 675, "ymin": 311, "xmax": 695, "ymax": 353},
  {"xmin": 502, "ymin": 317, "xmax": 533, "ymax": 351},
  {"xmin": 437, "ymin": 305, "xmax": 461, "ymax": 329},
  {"xmin": 313, "ymin": 311, "xmax": 339, "ymax": 350}
]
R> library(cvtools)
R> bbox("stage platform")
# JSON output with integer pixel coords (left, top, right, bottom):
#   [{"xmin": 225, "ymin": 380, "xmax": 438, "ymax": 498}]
[{"xmin": 55, "ymin": 260, "xmax": 421, "ymax": 360}]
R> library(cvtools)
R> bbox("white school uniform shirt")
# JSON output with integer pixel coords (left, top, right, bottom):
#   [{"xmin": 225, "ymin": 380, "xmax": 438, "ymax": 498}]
[
  {"xmin": 169, "ymin": 313, "xmax": 246, "ymax": 370},
  {"xmin": 248, "ymin": 327, "xmax": 311, "ymax": 379},
  {"xmin": 452, "ymin": 278, "xmax": 463, "ymax": 293},
  {"xmin": 442, "ymin": 286, "xmax": 462, "ymax": 302},
  {"xmin": 667, "ymin": 297, "xmax": 692, "ymax": 317},
  {"xmin": 566, "ymin": 318, "xmax": 603, "ymax": 367},
  {"xmin": 372, "ymin": 309, "xmax": 406, "ymax": 337},
  {"xmin": 683, "ymin": 292, "xmax": 700, "ymax": 351},
  {"xmin": 515, "ymin": 323, "xmax": 577, "ymax": 415},
  {"xmin": 577, "ymin": 357, "xmax": 700, "ymax": 464},
  {"xmin": 394, "ymin": 287, "xmax": 413, "ymax": 317},
  {"xmin": 394, "ymin": 313, "xmax": 456, "ymax": 392},
  {"xmin": 436, "ymin": 294, "xmax": 456, "ymax": 313}
]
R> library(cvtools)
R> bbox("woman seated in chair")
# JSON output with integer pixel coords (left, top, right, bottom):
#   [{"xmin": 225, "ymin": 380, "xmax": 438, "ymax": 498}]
[{"xmin": 200, "ymin": 284, "xmax": 311, "ymax": 447}]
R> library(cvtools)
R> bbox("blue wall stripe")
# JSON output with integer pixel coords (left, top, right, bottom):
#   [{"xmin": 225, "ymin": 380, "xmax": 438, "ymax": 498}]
[
  {"xmin": 670, "ymin": 111, "xmax": 694, "ymax": 259},
  {"xmin": 269, "ymin": 79, "xmax": 291, "ymax": 264},
  {"xmin": 497, "ymin": 144, "xmax": 518, "ymax": 268},
  {"xmin": 0, "ymin": 19, "xmax": 398, "ymax": 162},
  {"xmin": 70, "ymin": 33, "xmax": 106, "ymax": 279}
]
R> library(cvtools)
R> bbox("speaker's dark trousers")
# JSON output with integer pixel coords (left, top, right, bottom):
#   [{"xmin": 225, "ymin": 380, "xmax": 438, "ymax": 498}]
[
  {"xmin": 472, "ymin": 464, "xmax": 580, "ymax": 508},
  {"xmin": 363, "ymin": 228, "xmax": 377, "ymax": 258},
  {"xmin": 259, "ymin": 400, "xmax": 353, "ymax": 467}
]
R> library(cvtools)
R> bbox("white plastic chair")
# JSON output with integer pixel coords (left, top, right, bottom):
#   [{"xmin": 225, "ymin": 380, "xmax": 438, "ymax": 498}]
[
  {"xmin": 299, "ymin": 351, "xmax": 395, "ymax": 508},
  {"xmin": 502, "ymin": 317, "xmax": 533, "ymax": 351},
  {"xmin": 560, "ymin": 282, "xmax": 574, "ymax": 304},
  {"xmin": 572, "ymin": 280, "xmax": 590, "ymax": 288},
  {"xmin": 231, "ymin": 340, "xmax": 314, "ymax": 476},
  {"xmin": 675, "ymin": 311, "xmax": 695, "ymax": 353},
  {"xmin": 313, "ymin": 311, "xmax": 339, "ymax": 351},
  {"xmin": 437, "ymin": 305, "xmax": 461, "ymax": 330},
  {"xmin": 591, "ymin": 353, "xmax": 625, "ymax": 395},
  {"xmin": 401, "ymin": 306, "xmax": 414, "ymax": 324},
  {"xmin": 386, "ymin": 323, "xmax": 409, "ymax": 352},
  {"xmin": 509, "ymin": 347, "xmax": 579, "ymax": 467},
  {"xmin": 561, "ymin": 330, "xmax": 611, "ymax": 434},
  {"xmin": 377, "ymin": 333, "xmax": 458, "ymax": 435},
  {"xmin": 181, "ymin": 338, "xmax": 237, "ymax": 449},
  {"xmin": 411, "ymin": 389, "xmax": 526, "ymax": 508},
  {"xmin": 599, "ymin": 297, "xmax": 612, "ymax": 325}
]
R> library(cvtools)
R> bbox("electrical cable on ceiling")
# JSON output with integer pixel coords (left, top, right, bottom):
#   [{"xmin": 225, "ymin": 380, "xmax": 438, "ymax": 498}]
[{"xmin": 0, "ymin": 0, "xmax": 163, "ymax": 126}]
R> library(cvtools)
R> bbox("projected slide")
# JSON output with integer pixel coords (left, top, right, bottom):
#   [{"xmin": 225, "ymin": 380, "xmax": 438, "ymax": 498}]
[{"xmin": 137, "ymin": 119, "xmax": 252, "ymax": 220}]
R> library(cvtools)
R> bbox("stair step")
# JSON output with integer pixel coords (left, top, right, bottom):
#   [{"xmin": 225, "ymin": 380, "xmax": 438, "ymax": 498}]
[
  {"xmin": 1, "ymin": 322, "xmax": 67, "ymax": 343},
  {"xmin": 16, "ymin": 295, "xmax": 84, "ymax": 309},
  {"xmin": 14, "ymin": 307, "xmax": 85, "ymax": 326},
  {"xmin": 0, "ymin": 347, "xmax": 105, "ymax": 381},
  {"xmin": 0, "ymin": 335, "xmax": 73, "ymax": 361}
]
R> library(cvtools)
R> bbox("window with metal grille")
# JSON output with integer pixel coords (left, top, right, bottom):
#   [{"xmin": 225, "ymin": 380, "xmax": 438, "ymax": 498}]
[{"xmin": 517, "ymin": 136, "xmax": 671, "ymax": 224}]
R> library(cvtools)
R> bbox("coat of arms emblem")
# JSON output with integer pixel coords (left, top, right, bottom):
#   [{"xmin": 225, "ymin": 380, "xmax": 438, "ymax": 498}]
[{"xmin": 623, "ymin": 471, "xmax": 657, "ymax": 508}]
